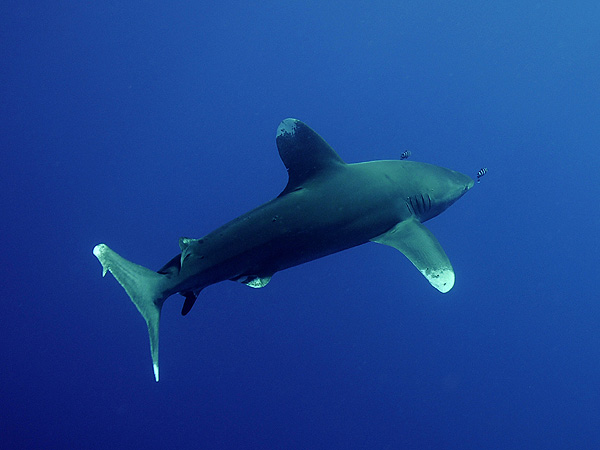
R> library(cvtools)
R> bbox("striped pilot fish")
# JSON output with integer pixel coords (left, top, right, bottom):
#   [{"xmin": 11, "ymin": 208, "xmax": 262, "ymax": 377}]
[{"xmin": 476, "ymin": 167, "xmax": 488, "ymax": 183}]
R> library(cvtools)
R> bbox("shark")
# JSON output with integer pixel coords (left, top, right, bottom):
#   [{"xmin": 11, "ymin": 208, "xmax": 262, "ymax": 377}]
[{"xmin": 93, "ymin": 118, "xmax": 474, "ymax": 381}]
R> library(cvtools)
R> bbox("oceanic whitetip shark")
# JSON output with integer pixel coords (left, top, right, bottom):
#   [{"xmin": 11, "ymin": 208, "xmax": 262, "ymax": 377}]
[{"xmin": 94, "ymin": 118, "xmax": 474, "ymax": 381}]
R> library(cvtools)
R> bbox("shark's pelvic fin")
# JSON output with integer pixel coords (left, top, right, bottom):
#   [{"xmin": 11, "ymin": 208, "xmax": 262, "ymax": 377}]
[
  {"xmin": 276, "ymin": 118, "xmax": 346, "ymax": 195},
  {"xmin": 93, "ymin": 244, "xmax": 168, "ymax": 381},
  {"xmin": 243, "ymin": 275, "xmax": 272, "ymax": 288},
  {"xmin": 371, "ymin": 218, "xmax": 455, "ymax": 293},
  {"xmin": 230, "ymin": 274, "xmax": 272, "ymax": 288}
]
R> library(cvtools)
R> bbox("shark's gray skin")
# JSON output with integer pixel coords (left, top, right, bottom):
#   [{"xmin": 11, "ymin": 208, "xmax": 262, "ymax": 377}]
[{"xmin": 94, "ymin": 118, "xmax": 473, "ymax": 381}]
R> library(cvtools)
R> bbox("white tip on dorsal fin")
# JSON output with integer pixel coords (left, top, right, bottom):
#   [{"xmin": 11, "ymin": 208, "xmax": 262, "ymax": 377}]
[{"xmin": 276, "ymin": 118, "xmax": 346, "ymax": 195}]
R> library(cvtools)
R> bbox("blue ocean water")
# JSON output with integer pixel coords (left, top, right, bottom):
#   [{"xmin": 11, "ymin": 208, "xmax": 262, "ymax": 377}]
[{"xmin": 2, "ymin": 2, "xmax": 599, "ymax": 448}]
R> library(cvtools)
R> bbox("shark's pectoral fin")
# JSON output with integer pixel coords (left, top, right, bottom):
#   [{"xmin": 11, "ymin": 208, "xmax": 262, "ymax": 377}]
[{"xmin": 371, "ymin": 218, "xmax": 455, "ymax": 293}]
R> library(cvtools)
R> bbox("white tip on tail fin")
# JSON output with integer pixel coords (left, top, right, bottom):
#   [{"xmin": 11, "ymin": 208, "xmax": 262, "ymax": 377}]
[{"xmin": 93, "ymin": 244, "xmax": 168, "ymax": 382}]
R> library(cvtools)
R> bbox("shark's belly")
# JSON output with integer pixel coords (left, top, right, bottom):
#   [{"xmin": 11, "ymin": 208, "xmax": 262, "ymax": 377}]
[{"xmin": 180, "ymin": 186, "xmax": 401, "ymax": 288}]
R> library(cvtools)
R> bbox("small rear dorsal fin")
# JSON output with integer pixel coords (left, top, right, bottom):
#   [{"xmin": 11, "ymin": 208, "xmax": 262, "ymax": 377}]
[
  {"xmin": 276, "ymin": 118, "xmax": 346, "ymax": 195},
  {"xmin": 179, "ymin": 237, "xmax": 194, "ymax": 252}
]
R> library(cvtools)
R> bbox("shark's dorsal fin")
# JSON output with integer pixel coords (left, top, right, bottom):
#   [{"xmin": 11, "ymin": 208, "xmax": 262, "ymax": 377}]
[{"xmin": 276, "ymin": 118, "xmax": 346, "ymax": 195}]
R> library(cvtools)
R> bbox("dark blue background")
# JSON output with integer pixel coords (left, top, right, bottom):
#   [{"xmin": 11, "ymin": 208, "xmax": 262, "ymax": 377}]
[{"xmin": 2, "ymin": 1, "xmax": 599, "ymax": 448}]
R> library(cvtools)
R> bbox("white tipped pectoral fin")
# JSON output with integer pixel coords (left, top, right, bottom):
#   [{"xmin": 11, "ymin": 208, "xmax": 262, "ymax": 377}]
[
  {"xmin": 417, "ymin": 265, "xmax": 454, "ymax": 293},
  {"xmin": 371, "ymin": 218, "xmax": 455, "ymax": 293}
]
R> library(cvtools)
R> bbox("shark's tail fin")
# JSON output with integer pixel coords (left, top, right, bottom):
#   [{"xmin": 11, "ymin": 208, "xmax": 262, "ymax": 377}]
[{"xmin": 93, "ymin": 244, "xmax": 169, "ymax": 382}]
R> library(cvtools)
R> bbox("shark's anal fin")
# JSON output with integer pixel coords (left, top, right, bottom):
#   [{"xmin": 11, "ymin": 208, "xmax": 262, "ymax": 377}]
[
  {"xmin": 371, "ymin": 218, "xmax": 455, "ymax": 293},
  {"xmin": 93, "ymin": 244, "xmax": 167, "ymax": 381},
  {"xmin": 180, "ymin": 290, "xmax": 202, "ymax": 316}
]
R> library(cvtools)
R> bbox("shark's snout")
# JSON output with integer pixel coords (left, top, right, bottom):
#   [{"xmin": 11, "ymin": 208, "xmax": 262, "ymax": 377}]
[
  {"xmin": 465, "ymin": 177, "xmax": 475, "ymax": 192},
  {"xmin": 455, "ymin": 172, "xmax": 474, "ymax": 197}
]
